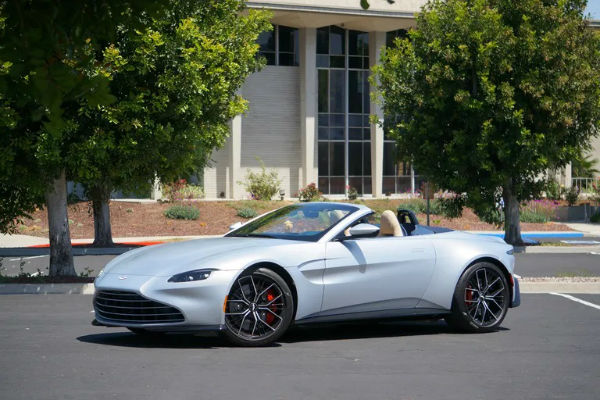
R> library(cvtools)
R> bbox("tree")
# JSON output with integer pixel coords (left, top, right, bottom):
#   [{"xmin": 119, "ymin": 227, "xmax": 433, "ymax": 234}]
[
  {"xmin": 374, "ymin": 0, "xmax": 600, "ymax": 245},
  {"xmin": 70, "ymin": 1, "xmax": 270, "ymax": 246},
  {"xmin": 0, "ymin": 1, "xmax": 173, "ymax": 274}
]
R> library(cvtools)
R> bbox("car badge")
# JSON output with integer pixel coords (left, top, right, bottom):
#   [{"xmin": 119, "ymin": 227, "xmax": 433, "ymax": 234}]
[{"xmin": 118, "ymin": 276, "xmax": 128, "ymax": 280}]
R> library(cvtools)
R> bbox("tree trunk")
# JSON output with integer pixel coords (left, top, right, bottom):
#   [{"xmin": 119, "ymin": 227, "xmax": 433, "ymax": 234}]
[
  {"xmin": 46, "ymin": 170, "xmax": 76, "ymax": 277},
  {"xmin": 90, "ymin": 183, "xmax": 114, "ymax": 247},
  {"xmin": 503, "ymin": 183, "xmax": 524, "ymax": 246}
]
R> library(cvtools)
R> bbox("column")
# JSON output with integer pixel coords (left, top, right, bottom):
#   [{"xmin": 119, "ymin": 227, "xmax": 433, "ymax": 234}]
[
  {"xmin": 369, "ymin": 31, "xmax": 386, "ymax": 198},
  {"xmin": 229, "ymin": 113, "xmax": 242, "ymax": 199},
  {"xmin": 300, "ymin": 28, "xmax": 318, "ymax": 189}
]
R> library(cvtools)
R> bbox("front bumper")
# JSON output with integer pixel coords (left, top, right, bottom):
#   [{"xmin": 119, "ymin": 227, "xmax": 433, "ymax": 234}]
[
  {"xmin": 510, "ymin": 277, "xmax": 521, "ymax": 308},
  {"xmin": 93, "ymin": 270, "xmax": 239, "ymax": 330}
]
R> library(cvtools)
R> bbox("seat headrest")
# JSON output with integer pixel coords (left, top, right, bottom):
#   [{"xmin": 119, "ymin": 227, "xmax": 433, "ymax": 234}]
[{"xmin": 379, "ymin": 210, "xmax": 404, "ymax": 237}]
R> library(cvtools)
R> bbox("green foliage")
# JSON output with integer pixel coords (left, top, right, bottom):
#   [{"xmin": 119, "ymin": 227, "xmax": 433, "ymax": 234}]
[
  {"xmin": 298, "ymin": 183, "xmax": 323, "ymax": 202},
  {"xmin": 520, "ymin": 199, "xmax": 559, "ymax": 223},
  {"xmin": 163, "ymin": 179, "xmax": 204, "ymax": 202},
  {"xmin": 347, "ymin": 187, "xmax": 359, "ymax": 200},
  {"xmin": 564, "ymin": 186, "xmax": 579, "ymax": 207},
  {"xmin": 374, "ymin": 0, "xmax": 600, "ymax": 243},
  {"xmin": 240, "ymin": 159, "xmax": 282, "ymax": 200},
  {"xmin": 590, "ymin": 211, "xmax": 600, "ymax": 223},
  {"xmin": 237, "ymin": 207, "xmax": 258, "ymax": 219},
  {"xmin": 520, "ymin": 210, "xmax": 549, "ymax": 223},
  {"xmin": 545, "ymin": 180, "xmax": 562, "ymax": 201},
  {"xmin": 0, "ymin": 0, "xmax": 270, "ymax": 233},
  {"xmin": 164, "ymin": 205, "xmax": 200, "ymax": 220},
  {"xmin": 571, "ymin": 151, "xmax": 599, "ymax": 177}
]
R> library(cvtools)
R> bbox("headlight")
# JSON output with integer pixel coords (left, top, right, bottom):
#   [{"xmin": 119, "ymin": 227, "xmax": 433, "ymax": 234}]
[
  {"xmin": 97, "ymin": 268, "xmax": 105, "ymax": 278},
  {"xmin": 506, "ymin": 249, "xmax": 514, "ymax": 255},
  {"xmin": 168, "ymin": 269, "xmax": 215, "ymax": 283}
]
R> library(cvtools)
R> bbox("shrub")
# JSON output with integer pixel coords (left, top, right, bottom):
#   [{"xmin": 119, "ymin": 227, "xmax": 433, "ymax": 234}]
[
  {"xmin": 564, "ymin": 186, "xmax": 579, "ymax": 207},
  {"xmin": 347, "ymin": 186, "xmax": 358, "ymax": 200},
  {"xmin": 240, "ymin": 159, "xmax": 281, "ymax": 200},
  {"xmin": 163, "ymin": 179, "xmax": 204, "ymax": 202},
  {"xmin": 591, "ymin": 211, "xmax": 600, "ymax": 223},
  {"xmin": 520, "ymin": 209, "xmax": 549, "ymax": 223},
  {"xmin": 237, "ymin": 207, "xmax": 257, "ymax": 219},
  {"xmin": 545, "ymin": 179, "xmax": 562, "ymax": 201},
  {"xmin": 520, "ymin": 199, "xmax": 559, "ymax": 223},
  {"xmin": 164, "ymin": 205, "xmax": 200, "ymax": 220},
  {"xmin": 298, "ymin": 183, "xmax": 322, "ymax": 202}
]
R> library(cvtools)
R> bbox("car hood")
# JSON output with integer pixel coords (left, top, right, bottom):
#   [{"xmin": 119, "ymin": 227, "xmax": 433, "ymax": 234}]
[{"xmin": 103, "ymin": 237, "xmax": 289, "ymax": 277}]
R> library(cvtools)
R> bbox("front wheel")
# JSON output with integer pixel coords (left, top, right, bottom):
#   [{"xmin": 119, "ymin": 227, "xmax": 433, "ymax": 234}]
[
  {"xmin": 223, "ymin": 268, "xmax": 294, "ymax": 346},
  {"xmin": 445, "ymin": 262, "xmax": 509, "ymax": 332}
]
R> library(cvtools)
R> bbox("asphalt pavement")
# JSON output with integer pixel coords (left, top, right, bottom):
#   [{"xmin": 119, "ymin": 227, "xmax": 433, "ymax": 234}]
[
  {"xmin": 3, "ymin": 253, "xmax": 600, "ymax": 278},
  {"xmin": 0, "ymin": 293, "xmax": 598, "ymax": 400}
]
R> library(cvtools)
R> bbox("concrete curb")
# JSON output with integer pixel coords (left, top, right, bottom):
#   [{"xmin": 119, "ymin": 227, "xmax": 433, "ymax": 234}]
[
  {"xmin": 0, "ymin": 247, "xmax": 139, "ymax": 257},
  {"xmin": 0, "ymin": 283, "xmax": 95, "ymax": 295},
  {"xmin": 2, "ymin": 280, "xmax": 598, "ymax": 295},
  {"xmin": 514, "ymin": 245, "xmax": 600, "ymax": 254}
]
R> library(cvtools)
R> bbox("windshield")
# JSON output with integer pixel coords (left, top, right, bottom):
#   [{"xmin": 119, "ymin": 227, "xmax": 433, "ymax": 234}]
[{"xmin": 226, "ymin": 203, "xmax": 358, "ymax": 242}]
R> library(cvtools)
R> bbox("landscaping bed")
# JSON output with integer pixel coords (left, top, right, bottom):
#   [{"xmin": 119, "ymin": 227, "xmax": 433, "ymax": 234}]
[{"xmin": 16, "ymin": 198, "xmax": 572, "ymax": 239}]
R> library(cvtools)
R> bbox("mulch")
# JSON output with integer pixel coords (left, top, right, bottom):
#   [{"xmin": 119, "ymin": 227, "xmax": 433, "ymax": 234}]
[{"xmin": 17, "ymin": 199, "xmax": 572, "ymax": 239}]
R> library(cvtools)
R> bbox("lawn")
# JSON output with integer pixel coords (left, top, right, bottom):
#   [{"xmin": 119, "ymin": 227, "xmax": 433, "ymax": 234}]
[{"xmin": 16, "ymin": 198, "xmax": 572, "ymax": 239}]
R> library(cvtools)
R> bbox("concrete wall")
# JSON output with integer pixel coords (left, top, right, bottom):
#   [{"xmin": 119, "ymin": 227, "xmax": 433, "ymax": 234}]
[{"xmin": 204, "ymin": 66, "xmax": 301, "ymax": 199}]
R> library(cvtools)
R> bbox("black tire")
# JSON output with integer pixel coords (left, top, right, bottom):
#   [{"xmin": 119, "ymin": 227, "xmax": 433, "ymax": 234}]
[
  {"xmin": 445, "ymin": 262, "xmax": 510, "ymax": 332},
  {"xmin": 223, "ymin": 268, "xmax": 294, "ymax": 346}
]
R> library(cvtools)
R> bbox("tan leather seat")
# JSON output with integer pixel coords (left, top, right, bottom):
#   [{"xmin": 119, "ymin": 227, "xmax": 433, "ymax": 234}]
[{"xmin": 378, "ymin": 210, "xmax": 404, "ymax": 237}]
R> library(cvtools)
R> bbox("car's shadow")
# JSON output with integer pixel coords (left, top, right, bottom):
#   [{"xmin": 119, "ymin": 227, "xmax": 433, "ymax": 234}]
[{"xmin": 77, "ymin": 319, "xmax": 509, "ymax": 349}]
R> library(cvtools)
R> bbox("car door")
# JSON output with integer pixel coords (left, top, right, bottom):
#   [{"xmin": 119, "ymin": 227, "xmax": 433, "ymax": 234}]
[{"xmin": 321, "ymin": 235, "xmax": 436, "ymax": 316}]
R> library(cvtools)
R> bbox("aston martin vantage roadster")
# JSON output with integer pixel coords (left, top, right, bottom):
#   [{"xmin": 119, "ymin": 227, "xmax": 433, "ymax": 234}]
[{"xmin": 93, "ymin": 202, "xmax": 520, "ymax": 346}]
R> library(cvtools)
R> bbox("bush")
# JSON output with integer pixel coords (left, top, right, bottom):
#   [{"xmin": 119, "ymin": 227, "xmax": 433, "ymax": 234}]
[
  {"xmin": 545, "ymin": 179, "xmax": 562, "ymax": 201},
  {"xmin": 163, "ymin": 179, "xmax": 204, "ymax": 202},
  {"xmin": 564, "ymin": 186, "xmax": 579, "ymax": 207},
  {"xmin": 347, "ymin": 186, "xmax": 358, "ymax": 200},
  {"xmin": 298, "ymin": 183, "xmax": 322, "ymax": 202},
  {"xmin": 237, "ymin": 207, "xmax": 257, "ymax": 219},
  {"xmin": 240, "ymin": 159, "xmax": 281, "ymax": 200},
  {"xmin": 591, "ymin": 211, "xmax": 600, "ymax": 223},
  {"xmin": 164, "ymin": 205, "xmax": 200, "ymax": 220},
  {"xmin": 520, "ymin": 210, "xmax": 549, "ymax": 223},
  {"xmin": 520, "ymin": 199, "xmax": 559, "ymax": 223}
]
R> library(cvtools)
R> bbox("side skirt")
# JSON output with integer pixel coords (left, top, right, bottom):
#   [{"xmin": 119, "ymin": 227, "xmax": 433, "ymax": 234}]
[{"xmin": 295, "ymin": 308, "xmax": 450, "ymax": 325}]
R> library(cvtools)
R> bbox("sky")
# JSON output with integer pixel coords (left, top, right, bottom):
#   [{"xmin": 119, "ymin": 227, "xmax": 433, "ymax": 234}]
[{"xmin": 586, "ymin": 0, "xmax": 600, "ymax": 19}]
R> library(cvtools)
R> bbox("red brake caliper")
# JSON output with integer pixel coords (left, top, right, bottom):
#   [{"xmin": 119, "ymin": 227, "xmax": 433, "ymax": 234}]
[
  {"xmin": 466, "ymin": 285, "xmax": 474, "ymax": 304},
  {"xmin": 265, "ymin": 290, "xmax": 276, "ymax": 325}
]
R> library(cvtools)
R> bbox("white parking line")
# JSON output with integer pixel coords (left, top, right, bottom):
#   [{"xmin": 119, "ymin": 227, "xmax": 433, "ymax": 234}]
[{"xmin": 549, "ymin": 292, "xmax": 600, "ymax": 310}]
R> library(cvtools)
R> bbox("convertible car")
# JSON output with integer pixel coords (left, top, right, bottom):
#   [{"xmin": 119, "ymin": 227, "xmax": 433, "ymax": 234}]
[{"xmin": 92, "ymin": 202, "xmax": 520, "ymax": 346}]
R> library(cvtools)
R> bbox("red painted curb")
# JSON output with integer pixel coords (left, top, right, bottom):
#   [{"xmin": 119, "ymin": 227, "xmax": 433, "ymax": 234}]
[{"xmin": 28, "ymin": 241, "xmax": 165, "ymax": 248}]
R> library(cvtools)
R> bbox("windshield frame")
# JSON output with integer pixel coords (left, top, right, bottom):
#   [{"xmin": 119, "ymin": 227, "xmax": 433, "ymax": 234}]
[{"xmin": 225, "ymin": 203, "xmax": 360, "ymax": 242}]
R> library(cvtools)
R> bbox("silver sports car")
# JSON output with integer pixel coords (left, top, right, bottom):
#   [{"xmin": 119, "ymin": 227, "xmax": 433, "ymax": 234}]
[{"xmin": 93, "ymin": 202, "xmax": 520, "ymax": 346}]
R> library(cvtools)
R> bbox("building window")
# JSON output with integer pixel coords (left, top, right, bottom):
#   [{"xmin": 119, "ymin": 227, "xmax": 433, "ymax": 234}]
[
  {"xmin": 257, "ymin": 25, "xmax": 299, "ymax": 66},
  {"xmin": 317, "ymin": 26, "xmax": 371, "ymax": 195}
]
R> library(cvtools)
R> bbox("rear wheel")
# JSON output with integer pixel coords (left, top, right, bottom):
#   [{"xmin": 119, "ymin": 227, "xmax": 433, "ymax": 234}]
[
  {"xmin": 223, "ymin": 268, "xmax": 294, "ymax": 346},
  {"xmin": 445, "ymin": 262, "xmax": 509, "ymax": 332}
]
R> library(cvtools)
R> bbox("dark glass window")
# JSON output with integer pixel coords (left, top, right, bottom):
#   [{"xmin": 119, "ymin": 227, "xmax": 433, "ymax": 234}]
[
  {"xmin": 257, "ymin": 25, "xmax": 299, "ymax": 66},
  {"xmin": 258, "ymin": 29, "xmax": 275, "ymax": 65},
  {"xmin": 278, "ymin": 26, "xmax": 298, "ymax": 66},
  {"xmin": 317, "ymin": 27, "xmax": 329, "ymax": 54},
  {"xmin": 318, "ymin": 70, "xmax": 328, "ymax": 113},
  {"xmin": 349, "ymin": 31, "xmax": 369, "ymax": 56},
  {"xmin": 318, "ymin": 143, "xmax": 329, "ymax": 175},
  {"xmin": 330, "ymin": 26, "xmax": 345, "ymax": 55},
  {"xmin": 383, "ymin": 142, "xmax": 397, "ymax": 176},
  {"xmin": 348, "ymin": 70, "xmax": 364, "ymax": 114},
  {"xmin": 386, "ymin": 29, "xmax": 408, "ymax": 48},
  {"xmin": 349, "ymin": 142, "xmax": 363, "ymax": 176},
  {"xmin": 329, "ymin": 70, "xmax": 345, "ymax": 114},
  {"xmin": 331, "ymin": 143, "xmax": 345, "ymax": 176}
]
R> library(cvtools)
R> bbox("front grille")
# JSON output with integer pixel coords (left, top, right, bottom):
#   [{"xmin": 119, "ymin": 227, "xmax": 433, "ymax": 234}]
[{"xmin": 94, "ymin": 290, "xmax": 184, "ymax": 324}]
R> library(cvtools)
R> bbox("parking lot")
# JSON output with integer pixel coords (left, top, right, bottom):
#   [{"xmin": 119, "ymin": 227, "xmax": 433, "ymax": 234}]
[{"xmin": 0, "ymin": 292, "xmax": 598, "ymax": 400}]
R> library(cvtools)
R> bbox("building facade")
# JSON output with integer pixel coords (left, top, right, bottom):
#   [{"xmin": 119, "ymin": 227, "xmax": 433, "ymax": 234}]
[
  {"xmin": 203, "ymin": 0, "xmax": 429, "ymax": 199},
  {"xmin": 202, "ymin": 0, "xmax": 600, "ymax": 200}
]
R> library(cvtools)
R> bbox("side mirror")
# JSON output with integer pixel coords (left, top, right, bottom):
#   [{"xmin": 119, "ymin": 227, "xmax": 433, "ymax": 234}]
[
  {"xmin": 229, "ymin": 221, "xmax": 243, "ymax": 231},
  {"xmin": 348, "ymin": 223, "xmax": 380, "ymax": 238}
]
